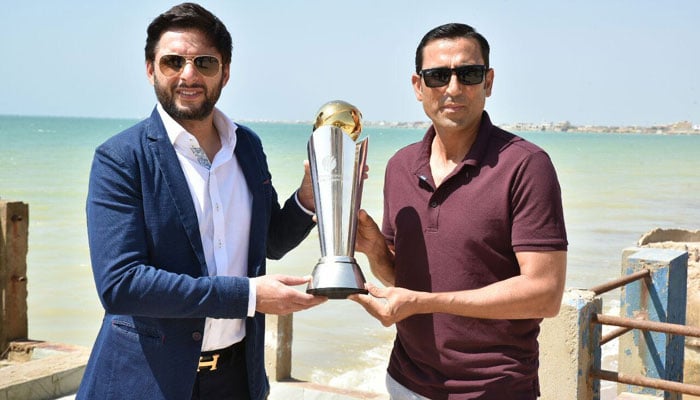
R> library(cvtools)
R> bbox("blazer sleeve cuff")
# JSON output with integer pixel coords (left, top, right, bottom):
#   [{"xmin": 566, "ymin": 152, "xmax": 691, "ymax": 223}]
[
  {"xmin": 294, "ymin": 190, "xmax": 315, "ymax": 216},
  {"xmin": 247, "ymin": 278, "xmax": 256, "ymax": 317}
]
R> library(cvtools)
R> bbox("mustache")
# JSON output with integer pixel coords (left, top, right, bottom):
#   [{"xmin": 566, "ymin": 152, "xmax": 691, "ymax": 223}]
[{"xmin": 175, "ymin": 83, "xmax": 206, "ymax": 90}]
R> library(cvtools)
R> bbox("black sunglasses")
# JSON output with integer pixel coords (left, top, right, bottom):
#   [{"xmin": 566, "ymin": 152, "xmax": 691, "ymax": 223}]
[
  {"xmin": 419, "ymin": 65, "xmax": 487, "ymax": 88},
  {"xmin": 158, "ymin": 54, "xmax": 222, "ymax": 77}
]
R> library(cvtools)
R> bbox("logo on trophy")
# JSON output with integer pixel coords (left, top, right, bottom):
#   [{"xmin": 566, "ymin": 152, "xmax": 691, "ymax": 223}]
[{"xmin": 306, "ymin": 100, "xmax": 369, "ymax": 299}]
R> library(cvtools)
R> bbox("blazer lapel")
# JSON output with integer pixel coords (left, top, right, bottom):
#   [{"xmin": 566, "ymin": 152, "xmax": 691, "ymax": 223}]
[
  {"xmin": 234, "ymin": 128, "xmax": 267, "ymax": 275},
  {"xmin": 145, "ymin": 109, "xmax": 208, "ymax": 276}
]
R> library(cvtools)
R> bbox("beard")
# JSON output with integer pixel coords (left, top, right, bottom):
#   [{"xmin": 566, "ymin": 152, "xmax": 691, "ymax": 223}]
[{"xmin": 154, "ymin": 75, "xmax": 224, "ymax": 121}]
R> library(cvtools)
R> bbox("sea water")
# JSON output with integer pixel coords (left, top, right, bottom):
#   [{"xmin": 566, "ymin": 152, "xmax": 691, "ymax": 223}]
[{"xmin": 1, "ymin": 115, "xmax": 699, "ymax": 393}]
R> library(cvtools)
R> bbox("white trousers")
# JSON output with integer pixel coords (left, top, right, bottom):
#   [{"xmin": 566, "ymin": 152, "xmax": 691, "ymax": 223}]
[{"xmin": 386, "ymin": 373, "xmax": 431, "ymax": 400}]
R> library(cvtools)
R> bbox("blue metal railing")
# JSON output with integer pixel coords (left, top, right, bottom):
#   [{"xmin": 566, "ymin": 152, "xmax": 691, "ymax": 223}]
[{"xmin": 588, "ymin": 249, "xmax": 700, "ymax": 398}]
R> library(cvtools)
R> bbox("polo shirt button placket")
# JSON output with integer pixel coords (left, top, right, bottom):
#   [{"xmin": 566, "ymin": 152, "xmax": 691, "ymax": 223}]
[
  {"xmin": 192, "ymin": 331, "xmax": 202, "ymax": 342},
  {"xmin": 427, "ymin": 198, "xmax": 440, "ymax": 231}
]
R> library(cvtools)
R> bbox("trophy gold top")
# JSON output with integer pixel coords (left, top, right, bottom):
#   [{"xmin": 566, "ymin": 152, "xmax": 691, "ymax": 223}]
[{"xmin": 313, "ymin": 100, "xmax": 362, "ymax": 141}]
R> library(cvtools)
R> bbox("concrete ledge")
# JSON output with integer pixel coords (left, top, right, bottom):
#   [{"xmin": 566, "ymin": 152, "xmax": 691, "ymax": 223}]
[
  {"xmin": 540, "ymin": 289, "xmax": 601, "ymax": 399},
  {"xmin": 270, "ymin": 380, "xmax": 388, "ymax": 399},
  {"xmin": 0, "ymin": 341, "xmax": 89, "ymax": 400},
  {"xmin": 616, "ymin": 392, "xmax": 663, "ymax": 399}
]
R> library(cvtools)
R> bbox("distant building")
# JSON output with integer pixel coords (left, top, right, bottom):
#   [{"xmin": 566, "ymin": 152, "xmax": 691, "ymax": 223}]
[{"xmin": 669, "ymin": 121, "xmax": 693, "ymax": 132}]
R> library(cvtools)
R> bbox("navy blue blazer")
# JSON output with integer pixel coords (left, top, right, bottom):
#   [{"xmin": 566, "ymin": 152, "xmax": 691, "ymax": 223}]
[{"xmin": 77, "ymin": 109, "xmax": 315, "ymax": 400}]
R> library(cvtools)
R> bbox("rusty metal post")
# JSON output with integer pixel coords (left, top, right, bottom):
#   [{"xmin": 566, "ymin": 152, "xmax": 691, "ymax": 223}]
[
  {"xmin": 618, "ymin": 247, "xmax": 688, "ymax": 399},
  {"xmin": 1, "ymin": 200, "xmax": 30, "ymax": 355}
]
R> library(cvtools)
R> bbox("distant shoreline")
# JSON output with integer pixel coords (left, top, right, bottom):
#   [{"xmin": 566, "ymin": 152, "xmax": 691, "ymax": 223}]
[
  {"xmin": 1, "ymin": 114, "xmax": 698, "ymax": 135},
  {"xmin": 364, "ymin": 120, "xmax": 700, "ymax": 135},
  {"xmin": 498, "ymin": 120, "xmax": 700, "ymax": 135},
  {"xmin": 260, "ymin": 119, "xmax": 700, "ymax": 135}
]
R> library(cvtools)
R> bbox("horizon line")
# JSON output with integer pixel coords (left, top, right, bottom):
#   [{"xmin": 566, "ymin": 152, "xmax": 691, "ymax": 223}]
[{"xmin": 0, "ymin": 112, "xmax": 696, "ymax": 131}]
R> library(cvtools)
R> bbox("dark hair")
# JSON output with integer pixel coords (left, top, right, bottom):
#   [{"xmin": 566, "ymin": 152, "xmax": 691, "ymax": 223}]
[
  {"xmin": 145, "ymin": 3, "xmax": 232, "ymax": 65},
  {"xmin": 415, "ymin": 23, "xmax": 490, "ymax": 73}
]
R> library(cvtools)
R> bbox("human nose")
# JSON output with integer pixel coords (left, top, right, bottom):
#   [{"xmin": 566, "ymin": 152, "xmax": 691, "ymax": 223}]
[
  {"xmin": 444, "ymin": 72, "xmax": 463, "ymax": 95},
  {"xmin": 179, "ymin": 60, "xmax": 199, "ymax": 80}
]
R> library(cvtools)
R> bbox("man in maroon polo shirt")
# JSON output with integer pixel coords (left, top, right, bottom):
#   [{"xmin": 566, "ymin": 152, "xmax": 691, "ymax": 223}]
[{"xmin": 350, "ymin": 23, "xmax": 567, "ymax": 399}]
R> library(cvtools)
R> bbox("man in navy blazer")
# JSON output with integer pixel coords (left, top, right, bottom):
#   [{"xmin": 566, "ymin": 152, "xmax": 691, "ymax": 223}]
[{"xmin": 77, "ymin": 3, "xmax": 326, "ymax": 399}]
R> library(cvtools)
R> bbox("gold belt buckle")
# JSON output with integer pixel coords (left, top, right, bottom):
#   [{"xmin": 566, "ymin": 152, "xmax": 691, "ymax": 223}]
[{"xmin": 197, "ymin": 353, "xmax": 220, "ymax": 372}]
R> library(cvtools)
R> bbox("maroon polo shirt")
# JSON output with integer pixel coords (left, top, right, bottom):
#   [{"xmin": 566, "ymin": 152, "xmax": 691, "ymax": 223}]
[{"xmin": 382, "ymin": 111, "xmax": 567, "ymax": 399}]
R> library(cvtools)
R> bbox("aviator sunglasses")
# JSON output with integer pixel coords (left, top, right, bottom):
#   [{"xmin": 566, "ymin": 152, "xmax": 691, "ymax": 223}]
[
  {"xmin": 158, "ymin": 54, "xmax": 222, "ymax": 77},
  {"xmin": 419, "ymin": 65, "xmax": 487, "ymax": 88}
]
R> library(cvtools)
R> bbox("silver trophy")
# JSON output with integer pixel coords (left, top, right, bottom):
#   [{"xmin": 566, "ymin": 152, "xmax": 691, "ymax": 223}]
[{"xmin": 306, "ymin": 100, "xmax": 369, "ymax": 299}]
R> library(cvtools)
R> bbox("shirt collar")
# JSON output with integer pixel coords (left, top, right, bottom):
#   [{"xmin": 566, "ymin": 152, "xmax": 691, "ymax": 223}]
[
  {"xmin": 412, "ymin": 111, "xmax": 493, "ymax": 184},
  {"xmin": 156, "ymin": 103, "xmax": 238, "ymax": 152},
  {"xmin": 417, "ymin": 110, "xmax": 493, "ymax": 168}
]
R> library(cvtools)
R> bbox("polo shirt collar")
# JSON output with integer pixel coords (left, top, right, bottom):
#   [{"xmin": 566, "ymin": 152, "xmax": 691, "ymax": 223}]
[{"xmin": 412, "ymin": 110, "xmax": 494, "ymax": 177}]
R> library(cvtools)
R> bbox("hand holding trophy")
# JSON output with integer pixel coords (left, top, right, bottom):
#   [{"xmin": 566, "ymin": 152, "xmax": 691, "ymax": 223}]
[{"xmin": 306, "ymin": 100, "xmax": 369, "ymax": 299}]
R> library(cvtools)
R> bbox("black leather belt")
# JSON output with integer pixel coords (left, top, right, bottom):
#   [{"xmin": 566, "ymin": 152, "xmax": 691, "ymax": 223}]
[{"xmin": 197, "ymin": 340, "xmax": 245, "ymax": 372}]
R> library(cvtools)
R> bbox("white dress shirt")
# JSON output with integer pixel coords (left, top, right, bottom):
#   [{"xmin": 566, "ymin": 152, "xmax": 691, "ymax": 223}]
[{"xmin": 158, "ymin": 104, "xmax": 255, "ymax": 351}]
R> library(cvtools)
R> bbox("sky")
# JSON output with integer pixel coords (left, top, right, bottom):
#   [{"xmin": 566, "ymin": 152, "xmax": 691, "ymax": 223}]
[{"xmin": 1, "ymin": 0, "xmax": 699, "ymax": 126}]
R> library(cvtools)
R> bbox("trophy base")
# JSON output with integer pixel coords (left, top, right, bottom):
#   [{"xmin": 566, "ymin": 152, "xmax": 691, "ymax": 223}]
[{"xmin": 306, "ymin": 257, "xmax": 368, "ymax": 299}]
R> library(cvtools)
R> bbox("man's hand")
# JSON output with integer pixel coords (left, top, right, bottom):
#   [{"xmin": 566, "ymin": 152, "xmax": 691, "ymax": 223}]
[
  {"xmin": 355, "ymin": 210, "xmax": 384, "ymax": 256},
  {"xmin": 253, "ymin": 274, "xmax": 326, "ymax": 315},
  {"xmin": 355, "ymin": 210, "xmax": 396, "ymax": 286},
  {"xmin": 349, "ymin": 283, "xmax": 419, "ymax": 326},
  {"xmin": 296, "ymin": 161, "xmax": 315, "ymax": 212}
]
